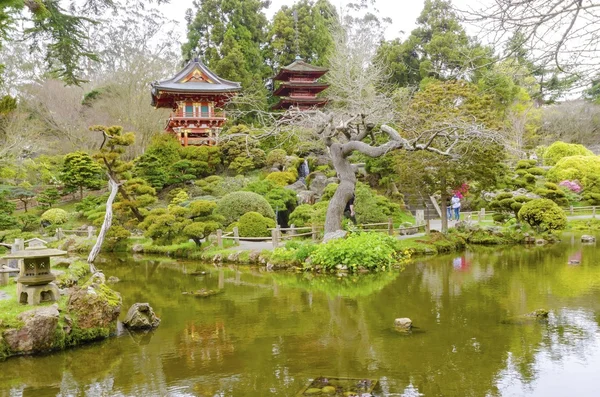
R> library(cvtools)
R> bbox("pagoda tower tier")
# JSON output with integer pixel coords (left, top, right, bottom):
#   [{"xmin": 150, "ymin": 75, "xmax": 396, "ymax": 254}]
[
  {"xmin": 271, "ymin": 58, "xmax": 329, "ymax": 110},
  {"xmin": 151, "ymin": 58, "xmax": 241, "ymax": 146}
]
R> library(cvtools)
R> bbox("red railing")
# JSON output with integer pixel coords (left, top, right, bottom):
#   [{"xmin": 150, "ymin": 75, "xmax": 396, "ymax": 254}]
[
  {"xmin": 289, "ymin": 77, "xmax": 316, "ymax": 83},
  {"xmin": 170, "ymin": 111, "xmax": 226, "ymax": 119}
]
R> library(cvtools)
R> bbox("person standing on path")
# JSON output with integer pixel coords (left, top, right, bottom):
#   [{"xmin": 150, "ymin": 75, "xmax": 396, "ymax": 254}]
[
  {"xmin": 451, "ymin": 194, "xmax": 461, "ymax": 221},
  {"xmin": 344, "ymin": 193, "xmax": 356, "ymax": 225},
  {"xmin": 446, "ymin": 196, "xmax": 452, "ymax": 220}
]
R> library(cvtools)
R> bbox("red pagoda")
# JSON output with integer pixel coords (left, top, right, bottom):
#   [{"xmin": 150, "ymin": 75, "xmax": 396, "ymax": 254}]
[
  {"xmin": 272, "ymin": 57, "xmax": 329, "ymax": 110},
  {"xmin": 151, "ymin": 58, "xmax": 241, "ymax": 146}
]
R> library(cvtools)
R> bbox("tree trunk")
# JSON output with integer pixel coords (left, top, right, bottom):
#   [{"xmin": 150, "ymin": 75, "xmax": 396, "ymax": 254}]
[
  {"xmin": 87, "ymin": 177, "xmax": 120, "ymax": 271},
  {"xmin": 324, "ymin": 143, "xmax": 357, "ymax": 234},
  {"xmin": 80, "ymin": 185, "xmax": 84, "ymax": 200}
]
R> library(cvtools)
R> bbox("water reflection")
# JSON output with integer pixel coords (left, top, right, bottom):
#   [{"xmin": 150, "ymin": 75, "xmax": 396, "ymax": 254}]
[{"xmin": 1, "ymin": 233, "xmax": 600, "ymax": 396}]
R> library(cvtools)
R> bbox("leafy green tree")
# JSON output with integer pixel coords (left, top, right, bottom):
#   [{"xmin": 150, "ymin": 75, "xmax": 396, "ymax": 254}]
[
  {"xmin": 490, "ymin": 193, "xmax": 531, "ymax": 223},
  {"xmin": 61, "ymin": 151, "xmax": 104, "ymax": 199},
  {"xmin": 9, "ymin": 186, "xmax": 35, "ymax": 213},
  {"xmin": 267, "ymin": 0, "xmax": 337, "ymax": 69},
  {"xmin": 183, "ymin": 200, "xmax": 224, "ymax": 246},
  {"xmin": 0, "ymin": 0, "xmax": 167, "ymax": 86},
  {"xmin": 133, "ymin": 153, "xmax": 168, "ymax": 190},
  {"xmin": 37, "ymin": 187, "xmax": 61, "ymax": 209},
  {"xmin": 182, "ymin": 0, "xmax": 270, "ymax": 87},
  {"xmin": 0, "ymin": 190, "xmax": 17, "ymax": 230},
  {"xmin": 377, "ymin": 0, "xmax": 492, "ymax": 86},
  {"xmin": 113, "ymin": 178, "xmax": 157, "ymax": 227}
]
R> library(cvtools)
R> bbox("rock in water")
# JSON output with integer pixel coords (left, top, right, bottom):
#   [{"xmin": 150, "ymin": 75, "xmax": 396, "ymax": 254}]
[
  {"xmin": 122, "ymin": 303, "xmax": 161, "ymax": 330},
  {"xmin": 3, "ymin": 304, "xmax": 60, "ymax": 353},
  {"xmin": 394, "ymin": 317, "xmax": 413, "ymax": 330},
  {"xmin": 581, "ymin": 235, "xmax": 596, "ymax": 243}
]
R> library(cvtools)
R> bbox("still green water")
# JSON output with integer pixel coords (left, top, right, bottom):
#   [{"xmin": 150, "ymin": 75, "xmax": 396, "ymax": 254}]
[{"xmin": 2, "ymin": 233, "xmax": 600, "ymax": 396}]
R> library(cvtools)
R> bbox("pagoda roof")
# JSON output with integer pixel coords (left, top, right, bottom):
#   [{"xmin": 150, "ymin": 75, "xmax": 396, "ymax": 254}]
[
  {"xmin": 273, "ymin": 59, "xmax": 328, "ymax": 81},
  {"xmin": 151, "ymin": 58, "xmax": 241, "ymax": 107},
  {"xmin": 272, "ymin": 96, "xmax": 328, "ymax": 110},
  {"xmin": 273, "ymin": 82, "xmax": 329, "ymax": 96}
]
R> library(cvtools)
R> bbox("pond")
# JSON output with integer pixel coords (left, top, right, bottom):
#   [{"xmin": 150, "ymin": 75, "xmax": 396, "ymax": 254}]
[{"xmin": 2, "ymin": 233, "xmax": 600, "ymax": 396}]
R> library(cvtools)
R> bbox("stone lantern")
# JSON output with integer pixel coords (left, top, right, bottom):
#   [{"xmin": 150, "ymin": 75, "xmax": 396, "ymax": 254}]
[{"xmin": 0, "ymin": 239, "xmax": 67, "ymax": 305}]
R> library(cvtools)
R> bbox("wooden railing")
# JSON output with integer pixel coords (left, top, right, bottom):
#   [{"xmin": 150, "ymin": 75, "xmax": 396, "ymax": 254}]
[
  {"xmin": 215, "ymin": 218, "xmax": 428, "ymax": 249},
  {"xmin": 170, "ymin": 111, "xmax": 225, "ymax": 119}
]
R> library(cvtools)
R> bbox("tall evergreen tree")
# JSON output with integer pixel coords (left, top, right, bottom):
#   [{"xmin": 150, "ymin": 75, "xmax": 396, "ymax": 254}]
[
  {"xmin": 267, "ymin": 0, "xmax": 337, "ymax": 70},
  {"xmin": 376, "ymin": 0, "xmax": 492, "ymax": 86},
  {"xmin": 182, "ymin": 0, "xmax": 270, "ymax": 88}
]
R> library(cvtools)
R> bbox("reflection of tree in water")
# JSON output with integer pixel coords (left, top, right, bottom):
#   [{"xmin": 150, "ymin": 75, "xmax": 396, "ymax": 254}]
[
  {"xmin": 4, "ymin": 244, "xmax": 600, "ymax": 396},
  {"xmin": 179, "ymin": 321, "xmax": 234, "ymax": 365}
]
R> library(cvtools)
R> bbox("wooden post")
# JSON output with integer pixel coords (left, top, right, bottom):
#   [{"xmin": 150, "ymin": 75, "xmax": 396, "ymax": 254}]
[
  {"xmin": 290, "ymin": 224, "xmax": 296, "ymax": 237},
  {"xmin": 415, "ymin": 210, "xmax": 425, "ymax": 225},
  {"xmin": 271, "ymin": 229, "xmax": 279, "ymax": 249},
  {"xmin": 312, "ymin": 224, "xmax": 317, "ymax": 241},
  {"xmin": 388, "ymin": 217, "xmax": 394, "ymax": 235},
  {"xmin": 233, "ymin": 227, "xmax": 240, "ymax": 245},
  {"xmin": 425, "ymin": 219, "xmax": 430, "ymax": 234},
  {"xmin": 570, "ymin": 205, "xmax": 574, "ymax": 215},
  {"xmin": 184, "ymin": 130, "xmax": 189, "ymax": 146},
  {"xmin": 216, "ymin": 229, "xmax": 223, "ymax": 248},
  {"xmin": 87, "ymin": 226, "xmax": 94, "ymax": 239},
  {"xmin": 593, "ymin": 206, "xmax": 596, "ymax": 219}
]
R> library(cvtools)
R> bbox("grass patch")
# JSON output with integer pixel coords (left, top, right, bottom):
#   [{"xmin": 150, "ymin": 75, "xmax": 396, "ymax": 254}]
[{"xmin": 569, "ymin": 219, "xmax": 600, "ymax": 231}]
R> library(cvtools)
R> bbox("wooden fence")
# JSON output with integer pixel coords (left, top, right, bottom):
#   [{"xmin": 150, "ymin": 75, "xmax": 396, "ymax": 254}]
[{"xmin": 215, "ymin": 218, "xmax": 429, "ymax": 249}]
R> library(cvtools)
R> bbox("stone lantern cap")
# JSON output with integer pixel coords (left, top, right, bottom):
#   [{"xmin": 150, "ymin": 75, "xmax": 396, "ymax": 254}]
[{"xmin": 1, "ymin": 246, "xmax": 67, "ymax": 259}]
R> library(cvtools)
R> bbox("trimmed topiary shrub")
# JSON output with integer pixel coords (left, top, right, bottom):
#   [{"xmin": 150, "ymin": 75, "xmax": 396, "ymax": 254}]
[
  {"xmin": 518, "ymin": 198, "xmax": 567, "ymax": 232},
  {"xmin": 265, "ymin": 171, "xmax": 296, "ymax": 187},
  {"xmin": 237, "ymin": 211, "xmax": 276, "ymax": 237},
  {"xmin": 535, "ymin": 182, "xmax": 568, "ymax": 206},
  {"xmin": 215, "ymin": 191, "xmax": 275, "ymax": 226},
  {"xmin": 546, "ymin": 155, "xmax": 600, "ymax": 187},
  {"xmin": 41, "ymin": 208, "xmax": 68, "ymax": 225},
  {"xmin": 544, "ymin": 141, "xmax": 594, "ymax": 166}
]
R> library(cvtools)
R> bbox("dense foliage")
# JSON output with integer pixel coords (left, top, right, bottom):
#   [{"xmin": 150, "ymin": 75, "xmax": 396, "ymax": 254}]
[
  {"xmin": 309, "ymin": 232, "xmax": 410, "ymax": 272},
  {"xmin": 518, "ymin": 199, "xmax": 567, "ymax": 232}
]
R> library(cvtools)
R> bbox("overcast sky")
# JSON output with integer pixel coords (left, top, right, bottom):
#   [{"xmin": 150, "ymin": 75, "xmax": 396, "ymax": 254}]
[{"xmin": 158, "ymin": 0, "xmax": 478, "ymax": 44}]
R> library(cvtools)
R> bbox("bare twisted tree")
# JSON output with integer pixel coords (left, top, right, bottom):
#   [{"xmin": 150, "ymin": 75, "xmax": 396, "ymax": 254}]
[{"xmin": 458, "ymin": 0, "xmax": 600, "ymax": 88}]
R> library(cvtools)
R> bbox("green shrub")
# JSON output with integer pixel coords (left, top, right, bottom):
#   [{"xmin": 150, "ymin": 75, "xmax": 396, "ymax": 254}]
[
  {"xmin": 270, "ymin": 241, "xmax": 318, "ymax": 266},
  {"xmin": 544, "ymin": 141, "xmax": 593, "ymax": 165},
  {"xmin": 265, "ymin": 171, "xmax": 296, "ymax": 187},
  {"xmin": 516, "ymin": 159, "xmax": 538, "ymax": 169},
  {"xmin": 289, "ymin": 204, "xmax": 315, "ymax": 227},
  {"xmin": 527, "ymin": 167, "xmax": 545, "ymax": 176},
  {"xmin": 237, "ymin": 212, "xmax": 276, "ymax": 237},
  {"xmin": 266, "ymin": 149, "xmax": 288, "ymax": 168},
  {"xmin": 535, "ymin": 182, "xmax": 568, "ymax": 206},
  {"xmin": 215, "ymin": 191, "xmax": 275, "ymax": 226},
  {"xmin": 546, "ymin": 155, "xmax": 600, "ymax": 187},
  {"xmin": 103, "ymin": 226, "xmax": 130, "ymax": 252},
  {"xmin": 518, "ymin": 198, "xmax": 567, "ymax": 232},
  {"xmin": 41, "ymin": 208, "xmax": 68, "ymax": 225},
  {"xmin": 309, "ymin": 232, "xmax": 408, "ymax": 271}
]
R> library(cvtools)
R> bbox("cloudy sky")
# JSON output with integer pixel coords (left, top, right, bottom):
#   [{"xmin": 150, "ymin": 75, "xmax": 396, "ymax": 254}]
[{"xmin": 158, "ymin": 0, "xmax": 479, "ymax": 43}]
